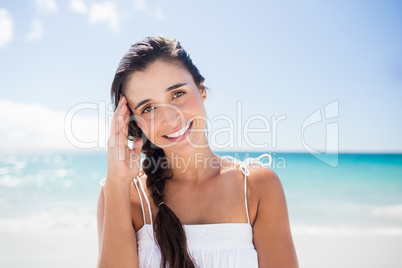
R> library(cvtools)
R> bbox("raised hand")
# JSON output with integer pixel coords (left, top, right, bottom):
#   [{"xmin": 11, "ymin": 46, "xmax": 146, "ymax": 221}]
[{"xmin": 106, "ymin": 95, "xmax": 143, "ymax": 183}]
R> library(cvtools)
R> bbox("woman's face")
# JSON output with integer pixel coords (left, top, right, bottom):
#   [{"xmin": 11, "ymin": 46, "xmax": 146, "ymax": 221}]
[{"xmin": 125, "ymin": 60, "xmax": 207, "ymax": 151}]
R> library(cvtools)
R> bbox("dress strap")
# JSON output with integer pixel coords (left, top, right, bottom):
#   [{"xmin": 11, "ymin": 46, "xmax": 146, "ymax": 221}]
[
  {"xmin": 242, "ymin": 166, "xmax": 251, "ymax": 225},
  {"xmin": 133, "ymin": 178, "xmax": 147, "ymax": 227},
  {"xmin": 136, "ymin": 176, "xmax": 154, "ymax": 227},
  {"xmin": 221, "ymin": 154, "xmax": 272, "ymax": 225},
  {"xmin": 133, "ymin": 176, "xmax": 156, "ymax": 267},
  {"xmin": 135, "ymin": 176, "xmax": 158, "ymax": 267}
]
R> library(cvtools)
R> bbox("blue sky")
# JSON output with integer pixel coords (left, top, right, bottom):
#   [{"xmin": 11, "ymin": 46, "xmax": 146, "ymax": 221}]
[{"xmin": 0, "ymin": 0, "xmax": 401, "ymax": 153}]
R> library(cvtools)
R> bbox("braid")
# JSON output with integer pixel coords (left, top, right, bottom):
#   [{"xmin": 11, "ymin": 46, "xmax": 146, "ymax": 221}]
[{"xmin": 142, "ymin": 139, "xmax": 196, "ymax": 268}]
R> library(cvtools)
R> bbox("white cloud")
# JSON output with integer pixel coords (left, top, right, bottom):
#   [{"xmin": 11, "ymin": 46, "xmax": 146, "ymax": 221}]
[
  {"xmin": 153, "ymin": 6, "xmax": 166, "ymax": 21},
  {"xmin": 0, "ymin": 100, "xmax": 109, "ymax": 152},
  {"xmin": 34, "ymin": 0, "xmax": 59, "ymax": 15},
  {"xmin": 0, "ymin": 8, "xmax": 13, "ymax": 48},
  {"xmin": 88, "ymin": 1, "xmax": 120, "ymax": 32},
  {"xmin": 133, "ymin": 0, "xmax": 147, "ymax": 11},
  {"xmin": 26, "ymin": 18, "xmax": 44, "ymax": 42},
  {"xmin": 69, "ymin": 0, "xmax": 88, "ymax": 14}
]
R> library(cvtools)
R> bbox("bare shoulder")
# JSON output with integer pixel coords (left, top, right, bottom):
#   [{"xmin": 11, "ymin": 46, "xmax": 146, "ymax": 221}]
[
  {"xmin": 247, "ymin": 165, "xmax": 299, "ymax": 267},
  {"xmin": 246, "ymin": 165, "xmax": 286, "ymax": 224},
  {"xmin": 247, "ymin": 165, "xmax": 283, "ymax": 200}
]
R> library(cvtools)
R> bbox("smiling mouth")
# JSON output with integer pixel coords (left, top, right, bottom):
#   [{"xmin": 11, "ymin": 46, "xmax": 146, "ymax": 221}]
[{"xmin": 163, "ymin": 121, "xmax": 193, "ymax": 140}]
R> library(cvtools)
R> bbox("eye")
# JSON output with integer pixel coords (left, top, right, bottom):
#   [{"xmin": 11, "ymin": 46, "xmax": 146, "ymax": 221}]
[
  {"xmin": 142, "ymin": 105, "xmax": 155, "ymax": 114},
  {"xmin": 173, "ymin": 91, "xmax": 185, "ymax": 99}
]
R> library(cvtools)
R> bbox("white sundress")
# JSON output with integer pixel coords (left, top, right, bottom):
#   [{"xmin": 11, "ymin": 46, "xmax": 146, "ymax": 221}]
[{"xmin": 100, "ymin": 154, "xmax": 272, "ymax": 268}]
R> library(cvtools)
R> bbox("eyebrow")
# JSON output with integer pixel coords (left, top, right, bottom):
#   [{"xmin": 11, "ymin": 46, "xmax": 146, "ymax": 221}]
[{"xmin": 134, "ymin": 82, "xmax": 187, "ymax": 110}]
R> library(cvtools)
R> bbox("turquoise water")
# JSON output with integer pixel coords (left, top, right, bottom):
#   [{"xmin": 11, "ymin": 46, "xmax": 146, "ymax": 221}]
[{"xmin": 0, "ymin": 151, "xmax": 401, "ymax": 234}]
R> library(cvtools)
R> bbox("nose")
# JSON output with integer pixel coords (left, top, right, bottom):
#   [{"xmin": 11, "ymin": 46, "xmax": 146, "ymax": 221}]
[{"xmin": 158, "ymin": 104, "xmax": 185, "ymax": 130}]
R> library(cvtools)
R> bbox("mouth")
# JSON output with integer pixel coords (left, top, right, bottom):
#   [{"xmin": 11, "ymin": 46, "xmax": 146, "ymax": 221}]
[{"xmin": 162, "ymin": 120, "xmax": 193, "ymax": 142}]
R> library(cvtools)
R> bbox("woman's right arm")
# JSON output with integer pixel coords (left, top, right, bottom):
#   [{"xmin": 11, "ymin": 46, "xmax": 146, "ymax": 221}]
[
  {"xmin": 97, "ymin": 180, "xmax": 138, "ymax": 268},
  {"xmin": 97, "ymin": 95, "xmax": 143, "ymax": 268}
]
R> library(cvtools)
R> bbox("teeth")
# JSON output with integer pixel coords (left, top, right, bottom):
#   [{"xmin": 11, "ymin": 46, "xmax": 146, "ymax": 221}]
[{"xmin": 166, "ymin": 121, "xmax": 191, "ymax": 138}]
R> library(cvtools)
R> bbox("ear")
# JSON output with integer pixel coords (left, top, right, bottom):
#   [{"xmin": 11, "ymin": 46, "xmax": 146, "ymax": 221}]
[{"xmin": 199, "ymin": 82, "xmax": 207, "ymax": 101}]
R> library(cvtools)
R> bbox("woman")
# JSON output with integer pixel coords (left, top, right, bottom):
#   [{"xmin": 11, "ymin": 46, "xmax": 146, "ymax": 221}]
[{"xmin": 97, "ymin": 35, "xmax": 298, "ymax": 268}]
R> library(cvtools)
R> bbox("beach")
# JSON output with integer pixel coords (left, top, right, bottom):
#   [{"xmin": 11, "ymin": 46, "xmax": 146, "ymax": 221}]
[
  {"xmin": 1, "ymin": 227, "xmax": 402, "ymax": 267},
  {"xmin": 295, "ymin": 234, "xmax": 402, "ymax": 268},
  {"xmin": 0, "ymin": 230, "xmax": 98, "ymax": 268},
  {"xmin": 0, "ymin": 151, "xmax": 401, "ymax": 267}
]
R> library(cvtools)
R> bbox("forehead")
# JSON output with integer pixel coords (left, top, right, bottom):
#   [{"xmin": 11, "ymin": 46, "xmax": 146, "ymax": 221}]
[{"xmin": 125, "ymin": 60, "xmax": 194, "ymax": 100}]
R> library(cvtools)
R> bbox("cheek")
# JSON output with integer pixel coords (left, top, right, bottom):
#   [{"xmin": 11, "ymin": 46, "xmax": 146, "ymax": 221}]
[
  {"xmin": 180, "ymin": 95, "xmax": 205, "ymax": 116},
  {"xmin": 133, "ymin": 116, "xmax": 152, "ymax": 138},
  {"xmin": 137, "ymin": 117, "xmax": 167, "ymax": 146},
  {"xmin": 137, "ymin": 115, "xmax": 166, "ymax": 144}
]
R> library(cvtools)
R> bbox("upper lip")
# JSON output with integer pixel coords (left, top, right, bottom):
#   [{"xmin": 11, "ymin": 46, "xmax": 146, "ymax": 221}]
[{"xmin": 164, "ymin": 120, "xmax": 192, "ymax": 136}]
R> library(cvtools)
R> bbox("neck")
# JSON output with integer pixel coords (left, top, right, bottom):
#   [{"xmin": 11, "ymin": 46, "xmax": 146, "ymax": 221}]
[{"xmin": 164, "ymin": 145, "xmax": 221, "ymax": 184}]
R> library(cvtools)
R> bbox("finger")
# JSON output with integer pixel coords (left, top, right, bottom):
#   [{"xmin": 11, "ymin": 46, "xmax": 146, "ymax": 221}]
[
  {"xmin": 119, "ymin": 108, "xmax": 130, "ymax": 138},
  {"xmin": 110, "ymin": 111, "xmax": 122, "ymax": 136},
  {"xmin": 118, "ymin": 114, "xmax": 129, "ymax": 142},
  {"xmin": 113, "ymin": 96, "xmax": 127, "ymax": 121},
  {"xmin": 118, "ymin": 97, "xmax": 128, "ymax": 114},
  {"xmin": 117, "ymin": 95, "xmax": 127, "ymax": 110},
  {"xmin": 109, "ymin": 97, "xmax": 128, "ymax": 146},
  {"xmin": 114, "ymin": 95, "xmax": 124, "ymax": 115},
  {"xmin": 132, "ymin": 137, "xmax": 143, "ymax": 155},
  {"xmin": 109, "ymin": 115, "xmax": 123, "ymax": 148},
  {"xmin": 110, "ymin": 97, "xmax": 131, "ymax": 146},
  {"xmin": 118, "ymin": 121, "xmax": 128, "ymax": 161},
  {"xmin": 111, "ymin": 103, "xmax": 128, "ymax": 136},
  {"xmin": 108, "ymin": 112, "xmax": 122, "ymax": 146},
  {"xmin": 115, "ymin": 103, "xmax": 131, "ymax": 129},
  {"xmin": 110, "ymin": 108, "xmax": 123, "ymax": 135}
]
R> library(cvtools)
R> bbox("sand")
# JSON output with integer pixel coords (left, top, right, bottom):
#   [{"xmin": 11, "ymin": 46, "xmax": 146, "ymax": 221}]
[
  {"xmin": 294, "ymin": 234, "xmax": 402, "ymax": 268},
  {"xmin": 0, "ymin": 230, "xmax": 401, "ymax": 268},
  {"xmin": 0, "ymin": 230, "xmax": 98, "ymax": 268}
]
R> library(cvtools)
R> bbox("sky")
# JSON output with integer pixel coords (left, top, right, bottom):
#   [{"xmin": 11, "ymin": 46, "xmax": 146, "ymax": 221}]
[{"xmin": 0, "ymin": 0, "xmax": 401, "ymax": 153}]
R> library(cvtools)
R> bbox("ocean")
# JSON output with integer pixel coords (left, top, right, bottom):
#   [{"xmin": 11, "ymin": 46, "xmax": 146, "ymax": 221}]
[{"xmin": 0, "ymin": 151, "xmax": 401, "ymax": 236}]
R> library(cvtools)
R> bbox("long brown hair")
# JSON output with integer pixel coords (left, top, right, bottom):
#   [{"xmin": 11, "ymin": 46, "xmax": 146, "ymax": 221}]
[{"xmin": 110, "ymin": 35, "xmax": 205, "ymax": 268}]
